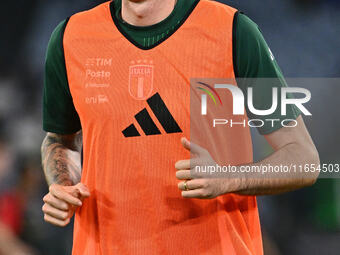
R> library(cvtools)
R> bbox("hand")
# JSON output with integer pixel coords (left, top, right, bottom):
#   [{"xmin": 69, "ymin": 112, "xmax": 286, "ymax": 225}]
[
  {"xmin": 42, "ymin": 183, "xmax": 90, "ymax": 227},
  {"xmin": 175, "ymin": 138, "xmax": 240, "ymax": 199}
]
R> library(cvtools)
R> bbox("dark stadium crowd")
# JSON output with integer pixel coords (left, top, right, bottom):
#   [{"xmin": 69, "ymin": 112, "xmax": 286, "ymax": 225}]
[{"xmin": 0, "ymin": 0, "xmax": 339, "ymax": 254}]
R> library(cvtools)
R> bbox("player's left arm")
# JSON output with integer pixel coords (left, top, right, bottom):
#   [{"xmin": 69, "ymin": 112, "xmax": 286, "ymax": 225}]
[
  {"xmin": 176, "ymin": 13, "xmax": 319, "ymax": 198},
  {"xmin": 176, "ymin": 114, "xmax": 319, "ymax": 198},
  {"xmin": 236, "ymin": 114, "xmax": 319, "ymax": 195},
  {"xmin": 175, "ymin": 118, "xmax": 319, "ymax": 198}
]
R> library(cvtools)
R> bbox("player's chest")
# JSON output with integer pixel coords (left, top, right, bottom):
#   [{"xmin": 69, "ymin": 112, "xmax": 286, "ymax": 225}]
[{"xmin": 64, "ymin": 39, "xmax": 233, "ymax": 133}]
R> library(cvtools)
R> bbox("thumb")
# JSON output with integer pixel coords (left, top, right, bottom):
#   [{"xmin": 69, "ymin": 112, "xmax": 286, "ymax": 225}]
[
  {"xmin": 181, "ymin": 137, "xmax": 191, "ymax": 151},
  {"xmin": 75, "ymin": 183, "xmax": 90, "ymax": 199},
  {"xmin": 181, "ymin": 137, "xmax": 205, "ymax": 155}
]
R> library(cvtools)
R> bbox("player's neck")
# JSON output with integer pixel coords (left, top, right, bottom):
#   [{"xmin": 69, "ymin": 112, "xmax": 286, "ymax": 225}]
[{"xmin": 121, "ymin": 0, "xmax": 177, "ymax": 26}]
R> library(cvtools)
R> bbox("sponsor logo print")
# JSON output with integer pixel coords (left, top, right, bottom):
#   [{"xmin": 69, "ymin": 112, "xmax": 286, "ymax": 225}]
[
  {"xmin": 85, "ymin": 95, "xmax": 109, "ymax": 104},
  {"xmin": 84, "ymin": 58, "xmax": 112, "ymax": 89},
  {"xmin": 85, "ymin": 70, "xmax": 111, "ymax": 79},
  {"xmin": 128, "ymin": 60, "xmax": 154, "ymax": 100},
  {"xmin": 85, "ymin": 83, "xmax": 110, "ymax": 88},
  {"xmin": 85, "ymin": 58, "xmax": 112, "ymax": 67},
  {"xmin": 122, "ymin": 93, "xmax": 182, "ymax": 138}
]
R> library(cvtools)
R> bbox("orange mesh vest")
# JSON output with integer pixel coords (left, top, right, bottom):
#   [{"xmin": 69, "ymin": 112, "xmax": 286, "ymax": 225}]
[{"xmin": 63, "ymin": 1, "xmax": 263, "ymax": 254}]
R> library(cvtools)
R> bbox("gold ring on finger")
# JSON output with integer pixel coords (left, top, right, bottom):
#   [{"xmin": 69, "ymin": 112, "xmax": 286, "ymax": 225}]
[{"xmin": 184, "ymin": 180, "xmax": 189, "ymax": 191}]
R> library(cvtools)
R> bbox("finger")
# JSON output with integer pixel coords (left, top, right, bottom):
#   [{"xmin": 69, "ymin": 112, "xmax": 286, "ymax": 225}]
[
  {"xmin": 44, "ymin": 214, "xmax": 70, "ymax": 227},
  {"xmin": 181, "ymin": 189, "xmax": 207, "ymax": 199},
  {"xmin": 176, "ymin": 170, "xmax": 192, "ymax": 180},
  {"xmin": 42, "ymin": 203, "xmax": 70, "ymax": 221},
  {"xmin": 175, "ymin": 158, "xmax": 202, "ymax": 170},
  {"xmin": 176, "ymin": 169, "xmax": 204, "ymax": 180},
  {"xmin": 180, "ymin": 137, "xmax": 191, "ymax": 151},
  {"xmin": 75, "ymin": 183, "xmax": 90, "ymax": 198},
  {"xmin": 175, "ymin": 160, "xmax": 190, "ymax": 170},
  {"xmin": 181, "ymin": 137, "xmax": 206, "ymax": 155},
  {"xmin": 178, "ymin": 179, "xmax": 204, "ymax": 191},
  {"xmin": 49, "ymin": 186, "xmax": 82, "ymax": 206},
  {"xmin": 43, "ymin": 193, "xmax": 69, "ymax": 211}
]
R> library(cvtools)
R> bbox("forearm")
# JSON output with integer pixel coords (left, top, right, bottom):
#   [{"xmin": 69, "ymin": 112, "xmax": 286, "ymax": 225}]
[
  {"xmin": 41, "ymin": 132, "xmax": 82, "ymax": 186},
  {"xmin": 176, "ymin": 118, "xmax": 319, "ymax": 199},
  {"xmin": 235, "ymin": 142, "xmax": 320, "ymax": 196}
]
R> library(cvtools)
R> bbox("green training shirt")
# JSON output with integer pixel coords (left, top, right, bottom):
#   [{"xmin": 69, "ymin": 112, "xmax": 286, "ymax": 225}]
[{"xmin": 43, "ymin": 0, "xmax": 300, "ymax": 135}]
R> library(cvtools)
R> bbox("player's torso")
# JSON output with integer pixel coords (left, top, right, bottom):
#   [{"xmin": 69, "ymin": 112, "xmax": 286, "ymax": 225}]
[
  {"xmin": 63, "ymin": 0, "xmax": 237, "ymax": 198},
  {"xmin": 63, "ymin": 1, "xmax": 260, "ymax": 255}
]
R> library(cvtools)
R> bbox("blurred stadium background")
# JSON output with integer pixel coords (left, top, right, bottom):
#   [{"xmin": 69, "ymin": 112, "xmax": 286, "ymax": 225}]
[{"xmin": 0, "ymin": 0, "xmax": 339, "ymax": 254}]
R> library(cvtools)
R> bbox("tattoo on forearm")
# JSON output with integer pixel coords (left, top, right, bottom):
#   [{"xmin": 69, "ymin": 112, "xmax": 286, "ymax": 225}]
[{"xmin": 41, "ymin": 132, "xmax": 82, "ymax": 186}]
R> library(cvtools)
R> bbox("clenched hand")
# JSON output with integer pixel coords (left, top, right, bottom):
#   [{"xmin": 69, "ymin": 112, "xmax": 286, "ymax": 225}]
[{"xmin": 42, "ymin": 183, "xmax": 90, "ymax": 227}]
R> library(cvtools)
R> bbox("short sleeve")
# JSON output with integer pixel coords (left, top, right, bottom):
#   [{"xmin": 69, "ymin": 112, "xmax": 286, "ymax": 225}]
[
  {"xmin": 43, "ymin": 19, "xmax": 81, "ymax": 134},
  {"xmin": 234, "ymin": 13, "xmax": 301, "ymax": 135}
]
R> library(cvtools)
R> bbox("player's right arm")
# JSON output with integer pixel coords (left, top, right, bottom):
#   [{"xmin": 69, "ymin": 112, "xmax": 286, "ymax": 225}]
[
  {"xmin": 41, "ymin": 132, "xmax": 90, "ymax": 227},
  {"xmin": 41, "ymin": 19, "xmax": 88, "ymax": 227},
  {"xmin": 42, "ymin": 132, "xmax": 82, "ymax": 186}
]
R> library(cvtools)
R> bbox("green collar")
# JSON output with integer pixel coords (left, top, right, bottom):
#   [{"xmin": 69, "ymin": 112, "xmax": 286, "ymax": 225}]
[{"xmin": 110, "ymin": 0, "xmax": 198, "ymax": 49}]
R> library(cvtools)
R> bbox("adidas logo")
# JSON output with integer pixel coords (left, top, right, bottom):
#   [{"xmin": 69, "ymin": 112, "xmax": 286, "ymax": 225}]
[{"xmin": 122, "ymin": 93, "xmax": 182, "ymax": 137}]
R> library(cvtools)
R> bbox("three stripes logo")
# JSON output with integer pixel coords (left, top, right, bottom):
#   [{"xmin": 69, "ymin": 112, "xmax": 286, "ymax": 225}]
[{"xmin": 122, "ymin": 93, "xmax": 182, "ymax": 137}]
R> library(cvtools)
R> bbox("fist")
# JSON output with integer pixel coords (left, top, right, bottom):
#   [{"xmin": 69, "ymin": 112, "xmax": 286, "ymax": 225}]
[{"xmin": 42, "ymin": 183, "xmax": 90, "ymax": 227}]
